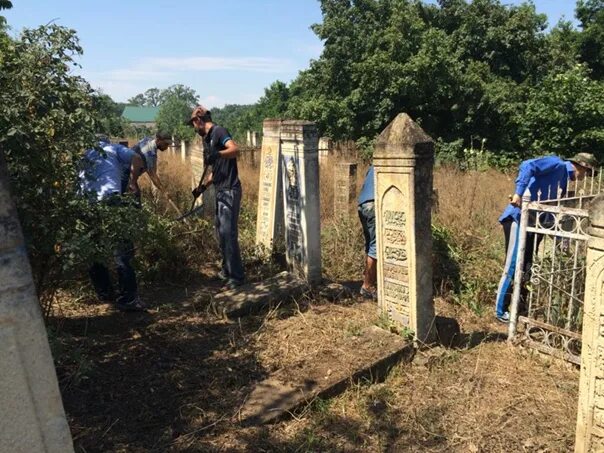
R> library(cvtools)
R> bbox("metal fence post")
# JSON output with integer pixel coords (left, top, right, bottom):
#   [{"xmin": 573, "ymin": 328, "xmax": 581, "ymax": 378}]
[{"xmin": 508, "ymin": 189, "xmax": 531, "ymax": 340}]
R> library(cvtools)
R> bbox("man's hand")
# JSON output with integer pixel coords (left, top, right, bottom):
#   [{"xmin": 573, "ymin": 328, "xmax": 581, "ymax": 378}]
[
  {"xmin": 192, "ymin": 184, "xmax": 207, "ymax": 199},
  {"xmin": 511, "ymin": 193, "xmax": 522, "ymax": 207}
]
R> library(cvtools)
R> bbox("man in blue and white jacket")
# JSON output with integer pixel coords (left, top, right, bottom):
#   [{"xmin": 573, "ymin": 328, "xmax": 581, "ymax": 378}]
[{"xmin": 495, "ymin": 153, "xmax": 597, "ymax": 323}]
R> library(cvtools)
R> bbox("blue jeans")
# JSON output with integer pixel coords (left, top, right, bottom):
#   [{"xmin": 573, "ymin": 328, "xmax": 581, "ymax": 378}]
[
  {"xmin": 89, "ymin": 240, "xmax": 138, "ymax": 304},
  {"xmin": 215, "ymin": 188, "xmax": 245, "ymax": 282},
  {"xmin": 358, "ymin": 201, "xmax": 377, "ymax": 259}
]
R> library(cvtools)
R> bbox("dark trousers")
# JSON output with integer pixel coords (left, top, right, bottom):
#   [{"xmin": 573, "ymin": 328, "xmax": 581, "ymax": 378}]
[
  {"xmin": 215, "ymin": 188, "xmax": 245, "ymax": 282},
  {"xmin": 89, "ymin": 241, "xmax": 137, "ymax": 304},
  {"xmin": 495, "ymin": 219, "xmax": 543, "ymax": 316}
]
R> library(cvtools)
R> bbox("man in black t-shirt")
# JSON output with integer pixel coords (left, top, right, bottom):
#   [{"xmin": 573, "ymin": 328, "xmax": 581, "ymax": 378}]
[{"xmin": 189, "ymin": 105, "xmax": 245, "ymax": 288}]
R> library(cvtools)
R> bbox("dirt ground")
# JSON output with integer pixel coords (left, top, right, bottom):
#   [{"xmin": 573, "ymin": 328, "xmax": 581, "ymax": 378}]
[{"xmin": 49, "ymin": 268, "xmax": 579, "ymax": 453}]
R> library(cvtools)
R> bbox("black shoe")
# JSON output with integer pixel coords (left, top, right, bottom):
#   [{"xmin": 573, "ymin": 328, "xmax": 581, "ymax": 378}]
[
  {"xmin": 225, "ymin": 279, "xmax": 245, "ymax": 290},
  {"xmin": 116, "ymin": 296, "xmax": 147, "ymax": 312},
  {"xmin": 360, "ymin": 287, "xmax": 377, "ymax": 301}
]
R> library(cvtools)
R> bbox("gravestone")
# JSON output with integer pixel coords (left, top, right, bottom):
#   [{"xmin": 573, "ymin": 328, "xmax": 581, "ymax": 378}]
[
  {"xmin": 334, "ymin": 162, "xmax": 357, "ymax": 219},
  {"xmin": 280, "ymin": 121, "xmax": 322, "ymax": 285},
  {"xmin": 373, "ymin": 113, "xmax": 435, "ymax": 343},
  {"xmin": 0, "ymin": 157, "xmax": 74, "ymax": 452},
  {"xmin": 189, "ymin": 136, "xmax": 204, "ymax": 209},
  {"xmin": 255, "ymin": 119, "xmax": 284, "ymax": 253},
  {"xmin": 318, "ymin": 137, "xmax": 332, "ymax": 162},
  {"xmin": 189, "ymin": 136, "xmax": 216, "ymax": 218},
  {"xmin": 576, "ymin": 195, "xmax": 604, "ymax": 452}
]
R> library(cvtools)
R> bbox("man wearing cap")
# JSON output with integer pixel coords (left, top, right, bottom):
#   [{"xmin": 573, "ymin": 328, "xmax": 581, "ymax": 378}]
[
  {"xmin": 130, "ymin": 131, "xmax": 172, "ymax": 196},
  {"xmin": 495, "ymin": 152, "xmax": 598, "ymax": 323},
  {"xmin": 188, "ymin": 105, "xmax": 245, "ymax": 289},
  {"xmin": 79, "ymin": 136, "xmax": 150, "ymax": 311}
]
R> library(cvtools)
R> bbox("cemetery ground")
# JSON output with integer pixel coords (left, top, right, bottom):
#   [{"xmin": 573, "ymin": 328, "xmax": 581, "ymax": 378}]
[{"xmin": 47, "ymin": 155, "xmax": 579, "ymax": 452}]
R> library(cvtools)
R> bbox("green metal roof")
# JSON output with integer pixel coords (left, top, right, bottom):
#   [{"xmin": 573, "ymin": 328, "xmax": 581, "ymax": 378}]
[{"xmin": 121, "ymin": 106, "xmax": 160, "ymax": 123}]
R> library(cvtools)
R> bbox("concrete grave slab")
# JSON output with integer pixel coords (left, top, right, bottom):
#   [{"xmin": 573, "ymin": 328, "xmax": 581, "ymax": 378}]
[
  {"xmin": 213, "ymin": 271, "xmax": 310, "ymax": 319},
  {"xmin": 240, "ymin": 326, "xmax": 415, "ymax": 425}
]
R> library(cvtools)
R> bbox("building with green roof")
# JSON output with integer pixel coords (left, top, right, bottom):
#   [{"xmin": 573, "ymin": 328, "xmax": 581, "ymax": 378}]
[{"xmin": 121, "ymin": 106, "xmax": 160, "ymax": 129}]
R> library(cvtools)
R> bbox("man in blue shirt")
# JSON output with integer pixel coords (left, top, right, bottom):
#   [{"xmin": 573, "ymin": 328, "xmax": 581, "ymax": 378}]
[
  {"xmin": 188, "ymin": 105, "xmax": 245, "ymax": 289},
  {"xmin": 495, "ymin": 153, "xmax": 597, "ymax": 323},
  {"xmin": 358, "ymin": 165, "xmax": 377, "ymax": 300},
  {"xmin": 130, "ymin": 131, "xmax": 172, "ymax": 194},
  {"xmin": 79, "ymin": 137, "xmax": 148, "ymax": 311}
]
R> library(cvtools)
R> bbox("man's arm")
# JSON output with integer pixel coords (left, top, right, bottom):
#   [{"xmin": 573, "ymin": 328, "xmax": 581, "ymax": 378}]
[
  {"xmin": 217, "ymin": 139, "xmax": 238, "ymax": 159},
  {"xmin": 128, "ymin": 153, "xmax": 146, "ymax": 195},
  {"xmin": 147, "ymin": 167, "xmax": 164, "ymax": 192}
]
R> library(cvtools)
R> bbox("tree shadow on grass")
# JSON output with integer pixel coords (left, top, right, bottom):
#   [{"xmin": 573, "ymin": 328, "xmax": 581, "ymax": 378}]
[{"xmin": 50, "ymin": 283, "xmax": 270, "ymax": 452}]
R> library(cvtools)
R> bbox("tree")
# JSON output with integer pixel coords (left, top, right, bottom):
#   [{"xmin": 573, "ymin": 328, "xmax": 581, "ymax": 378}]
[
  {"xmin": 156, "ymin": 85, "xmax": 199, "ymax": 141},
  {"xmin": 127, "ymin": 87, "xmax": 162, "ymax": 106},
  {"xmin": 92, "ymin": 92, "xmax": 126, "ymax": 137},
  {"xmin": 516, "ymin": 64, "xmax": 604, "ymax": 157},
  {"xmin": 0, "ymin": 25, "xmax": 146, "ymax": 302},
  {"xmin": 576, "ymin": 0, "xmax": 604, "ymax": 78}
]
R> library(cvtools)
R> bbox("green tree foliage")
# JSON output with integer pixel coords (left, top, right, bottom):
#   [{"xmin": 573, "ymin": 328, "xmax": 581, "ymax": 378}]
[
  {"xmin": 516, "ymin": 64, "xmax": 604, "ymax": 157},
  {"xmin": 576, "ymin": 0, "xmax": 604, "ymax": 79},
  {"xmin": 212, "ymin": 104, "xmax": 256, "ymax": 143},
  {"xmin": 156, "ymin": 84, "xmax": 199, "ymax": 141},
  {"xmin": 128, "ymin": 87, "xmax": 162, "ymax": 107},
  {"xmin": 0, "ymin": 25, "xmax": 148, "ymax": 299},
  {"xmin": 92, "ymin": 92, "xmax": 126, "ymax": 137}
]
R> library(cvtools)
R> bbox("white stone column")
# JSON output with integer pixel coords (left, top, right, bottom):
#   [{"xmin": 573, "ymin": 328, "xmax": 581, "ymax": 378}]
[
  {"xmin": 246, "ymin": 130, "xmax": 252, "ymax": 147},
  {"xmin": 373, "ymin": 113, "xmax": 435, "ymax": 343},
  {"xmin": 0, "ymin": 155, "xmax": 74, "ymax": 452},
  {"xmin": 180, "ymin": 140, "xmax": 186, "ymax": 161},
  {"xmin": 576, "ymin": 195, "xmax": 604, "ymax": 452},
  {"xmin": 190, "ymin": 136, "xmax": 204, "ymax": 208},
  {"xmin": 280, "ymin": 121, "xmax": 322, "ymax": 286},
  {"xmin": 255, "ymin": 119, "xmax": 284, "ymax": 253}
]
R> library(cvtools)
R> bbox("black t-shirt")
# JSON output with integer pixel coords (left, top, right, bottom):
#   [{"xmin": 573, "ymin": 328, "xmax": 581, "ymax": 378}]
[{"xmin": 204, "ymin": 125, "xmax": 241, "ymax": 191}]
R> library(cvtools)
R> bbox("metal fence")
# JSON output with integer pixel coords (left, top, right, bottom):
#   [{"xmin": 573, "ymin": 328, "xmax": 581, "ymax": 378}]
[{"xmin": 508, "ymin": 170, "xmax": 604, "ymax": 364}]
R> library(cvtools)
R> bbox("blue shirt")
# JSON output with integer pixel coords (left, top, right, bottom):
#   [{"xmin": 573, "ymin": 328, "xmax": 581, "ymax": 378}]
[
  {"xmin": 358, "ymin": 166, "xmax": 375, "ymax": 205},
  {"xmin": 499, "ymin": 156, "xmax": 575, "ymax": 223},
  {"xmin": 135, "ymin": 137, "xmax": 159, "ymax": 171},
  {"xmin": 79, "ymin": 142, "xmax": 135, "ymax": 201}
]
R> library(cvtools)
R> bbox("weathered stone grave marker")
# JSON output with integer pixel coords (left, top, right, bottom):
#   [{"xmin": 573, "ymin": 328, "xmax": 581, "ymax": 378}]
[
  {"xmin": 0, "ymin": 157, "xmax": 74, "ymax": 452},
  {"xmin": 189, "ymin": 135, "xmax": 216, "ymax": 219},
  {"xmin": 373, "ymin": 113, "xmax": 435, "ymax": 343},
  {"xmin": 280, "ymin": 120, "xmax": 322, "ymax": 285},
  {"xmin": 576, "ymin": 195, "xmax": 604, "ymax": 452},
  {"xmin": 318, "ymin": 136, "xmax": 332, "ymax": 162},
  {"xmin": 334, "ymin": 162, "xmax": 357, "ymax": 219},
  {"xmin": 255, "ymin": 119, "xmax": 284, "ymax": 253}
]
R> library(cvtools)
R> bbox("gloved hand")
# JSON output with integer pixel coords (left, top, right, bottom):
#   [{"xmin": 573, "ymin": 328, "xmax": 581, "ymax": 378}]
[{"xmin": 192, "ymin": 184, "xmax": 207, "ymax": 199}]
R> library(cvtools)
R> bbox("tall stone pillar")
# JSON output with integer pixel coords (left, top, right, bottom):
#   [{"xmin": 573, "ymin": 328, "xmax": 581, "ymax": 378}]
[
  {"xmin": 576, "ymin": 195, "xmax": 604, "ymax": 452},
  {"xmin": 334, "ymin": 162, "xmax": 357, "ymax": 219},
  {"xmin": 280, "ymin": 121, "xmax": 322, "ymax": 285},
  {"xmin": 255, "ymin": 119, "xmax": 284, "ymax": 252},
  {"xmin": 373, "ymin": 113, "xmax": 435, "ymax": 343},
  {"xmin": 0, "ymin": 155, "xmax": 74, "ymax": 452},
  {"xmin": 246, "ymin": 130, "xmax": 252, "ymax": 147},
  {"xmin": 190, "ymin": 136, "xmax": 204, "ymax": 209},
  {"xmin": 180, "ymin": 140, "xmax": 186, "ymax": 161}
]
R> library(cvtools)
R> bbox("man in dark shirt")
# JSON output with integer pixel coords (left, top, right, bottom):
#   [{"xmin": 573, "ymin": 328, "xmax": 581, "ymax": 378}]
[{"xmin": 189, "ymin": 105, "xmax": 245, "ymax": 288}]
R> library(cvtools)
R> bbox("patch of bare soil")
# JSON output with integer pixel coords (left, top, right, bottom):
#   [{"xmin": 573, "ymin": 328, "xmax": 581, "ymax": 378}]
[{"xmin": 50, "ymin": 280, "xmax": 579, "ymax": 452}]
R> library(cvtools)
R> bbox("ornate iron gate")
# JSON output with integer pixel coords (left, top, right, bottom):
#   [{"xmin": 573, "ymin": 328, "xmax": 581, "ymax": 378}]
[{"xmin": 508, "ymin": 171, "xmax": 603, "ymax": 364}]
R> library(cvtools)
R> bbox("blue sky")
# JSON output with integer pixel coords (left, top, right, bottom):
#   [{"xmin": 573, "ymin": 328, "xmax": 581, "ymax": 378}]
[{"xmin": 4, "ymin": 1, "xmax": 580, "ymax": 108}]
